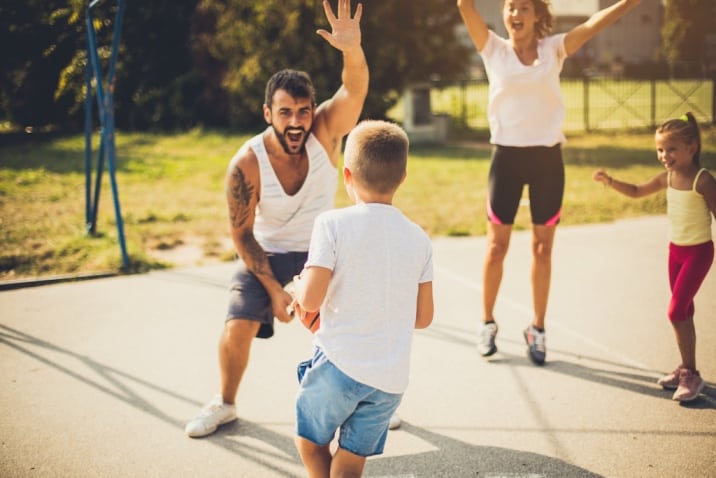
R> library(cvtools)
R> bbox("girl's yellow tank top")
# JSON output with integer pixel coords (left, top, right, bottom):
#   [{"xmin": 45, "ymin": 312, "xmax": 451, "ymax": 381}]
[{"xmin": 667, "ymin": 169, "xmax": 712, "ymax": 245}]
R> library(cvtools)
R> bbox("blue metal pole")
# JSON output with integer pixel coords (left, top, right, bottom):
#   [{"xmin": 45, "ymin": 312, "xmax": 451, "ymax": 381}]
[
  {"xmin": 86, "ymin": 5, "xmax": 105, "ymax": 236},
  {"xmin": 104, "ymin": 0, "xmax": 129, "ymax": 268},
  {"xmin": 86, "ymin": 0, "xmax": 130, "ymax": 269},
  {"xmin": 84, "ymin": 42, "xmax": 93, "ymax": 230},
  {"xmin": 89, "ymin": 136, "xmax": 106, "ymax": 234}
]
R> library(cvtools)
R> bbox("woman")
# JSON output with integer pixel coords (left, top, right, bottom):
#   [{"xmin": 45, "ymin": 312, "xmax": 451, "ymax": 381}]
[{"xmin": 457, "ymin": 0, "xmax": 642, "ymax": 364}]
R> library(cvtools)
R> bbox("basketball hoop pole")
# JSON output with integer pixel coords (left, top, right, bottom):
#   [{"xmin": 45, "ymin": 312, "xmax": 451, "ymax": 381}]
[{"xmin": 85, "ymin": 0, "xmax": 129, "ymax": 269}]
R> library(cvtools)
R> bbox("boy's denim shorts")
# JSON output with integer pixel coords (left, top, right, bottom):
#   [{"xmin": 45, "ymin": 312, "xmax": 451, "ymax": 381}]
[{"xmin": 295, "ymin": 348, "xmax": 402, "ymax": 457}]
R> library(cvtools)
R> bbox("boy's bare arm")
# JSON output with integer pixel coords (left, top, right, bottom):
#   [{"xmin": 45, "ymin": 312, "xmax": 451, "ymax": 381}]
[
  {"xmin": 415, "ymin": 281, "xmax": 434, "ymax": 329},
  {"xmin": 293, "ymin": 266, "xmax": 332, "ymax": 313}
]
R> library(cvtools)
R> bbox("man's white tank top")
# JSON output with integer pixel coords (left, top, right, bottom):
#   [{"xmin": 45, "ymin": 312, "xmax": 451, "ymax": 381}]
[{"xmin": 247, "ymin": 129, "xmax": 337, "ymax": 253}]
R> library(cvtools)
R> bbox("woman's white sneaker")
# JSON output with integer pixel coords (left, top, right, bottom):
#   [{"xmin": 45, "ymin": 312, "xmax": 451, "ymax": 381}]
[{"xmin": 477, "ymin": 322, "xmax": 498, "ymax": 357}]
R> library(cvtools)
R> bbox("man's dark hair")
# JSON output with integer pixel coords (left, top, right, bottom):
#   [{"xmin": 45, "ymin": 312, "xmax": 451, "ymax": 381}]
[{"xmin": 264, "ymin": 69, "xmax": 316, "ymax": 107}]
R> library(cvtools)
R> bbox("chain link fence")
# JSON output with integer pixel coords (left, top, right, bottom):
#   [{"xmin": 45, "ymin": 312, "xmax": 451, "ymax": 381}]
[{"xmin": 422, "ymin": 77, "xmax": 715, "ymax": 134}]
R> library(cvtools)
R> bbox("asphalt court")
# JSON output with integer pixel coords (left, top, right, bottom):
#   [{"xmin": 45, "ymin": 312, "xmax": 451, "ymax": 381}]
[{"xmin": 1, "ymin": 216, "xmax": 715, "ymax": 477}]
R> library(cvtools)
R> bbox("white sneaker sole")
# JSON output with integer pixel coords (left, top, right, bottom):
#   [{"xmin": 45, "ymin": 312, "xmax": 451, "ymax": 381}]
[{"xmin": 185, "ymin": 415, "xmax": 237, "ymax": 438}]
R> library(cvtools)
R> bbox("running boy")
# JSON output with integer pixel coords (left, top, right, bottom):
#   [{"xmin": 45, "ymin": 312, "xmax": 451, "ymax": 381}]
[
  {"xmin": 593, "ymin": 112, "xmax": 716, "ymax": 402},
  {"xmin": 291, "ymin": 120, "xmax": 434, "ymax": 476}
]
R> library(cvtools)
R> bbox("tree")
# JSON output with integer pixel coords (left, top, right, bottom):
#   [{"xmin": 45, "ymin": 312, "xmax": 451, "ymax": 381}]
[
  {"xmin": 113, "ymin": 0, "xmax": 201, "ymax": 130},
  {"xmin": 360, "ymin": 0, "xmax": 471, "ymax": 119},
  {"xmin": 0, "ymin": 0, "xmax": 86, "ymax": 129},
  {"xmin": 1, "ymin": 0, "xmax": 471, "ymax": 132},
  {"xmin": 191, "ymin": 0, "xmax": 333, "ymax": 130},
  {"xmin": 194, "ymin": 0, "xmax": 472, "ymax": 128},
  {"xmin": 661, "ymin": 0, "xmax": 710, "ymax": 74}
]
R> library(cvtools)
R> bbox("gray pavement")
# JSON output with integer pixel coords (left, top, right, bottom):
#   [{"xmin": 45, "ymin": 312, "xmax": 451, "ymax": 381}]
[{"xmin": 1, "ymin": 216, "xmax": 715, "ymax": 477}]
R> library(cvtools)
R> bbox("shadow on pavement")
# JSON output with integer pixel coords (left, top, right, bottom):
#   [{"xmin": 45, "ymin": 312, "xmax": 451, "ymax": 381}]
[
  {"xmin": 208, "ymin": 421, "xmax": 303, "ymax": 478},
  {"xmin": 420, "ymin": 322, "xmax": 715, "ymax": 407},
  {"xmin": 3, "ymin": 320, "xmax": 713, "ymax": 478},
  {"xmin": 0, "ymin": 323, "xmax": 198, "ymax": 429},
  {"xmin": 365, "ymin": 422, "xmax": 602, "ymax": 477}
]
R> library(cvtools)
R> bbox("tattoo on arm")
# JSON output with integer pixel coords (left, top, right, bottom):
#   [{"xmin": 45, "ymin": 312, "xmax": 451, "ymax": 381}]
[
  {"xmin": 229, "ymin": 164, "xmax": 278, "ymax": 291},
  {"xmin": 241, "ymin": 231, "xmax": 271, "ymax": 275},
  {"xmin": 228, "ymin": 167, "xmax": 255, "ymax": 228}
]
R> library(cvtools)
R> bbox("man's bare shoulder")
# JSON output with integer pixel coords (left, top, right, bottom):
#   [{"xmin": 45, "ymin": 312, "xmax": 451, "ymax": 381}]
[{"xmin": 227, "ymin": 137, "xmax": 260, "ymax": 178}]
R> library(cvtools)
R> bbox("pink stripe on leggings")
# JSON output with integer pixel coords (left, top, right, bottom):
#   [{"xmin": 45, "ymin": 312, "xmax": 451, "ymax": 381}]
[
  {"xmin": 543, "ymin": 208, "xmax": 561, "ymax": 226},
  {"xmin": 486, "ymin": 199, "xmax": 503, "ymax": 225}
]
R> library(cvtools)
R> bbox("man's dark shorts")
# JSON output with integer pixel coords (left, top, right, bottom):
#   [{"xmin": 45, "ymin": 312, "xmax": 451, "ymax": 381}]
[{"xmin": 227, "ymin": 251, "xmax": 308, "ymax": 339}]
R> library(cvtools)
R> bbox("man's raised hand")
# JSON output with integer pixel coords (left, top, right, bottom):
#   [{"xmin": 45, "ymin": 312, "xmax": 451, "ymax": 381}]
[{"xmin": 316, "ymin": 0, "xmax": 362, "ymax": 53}]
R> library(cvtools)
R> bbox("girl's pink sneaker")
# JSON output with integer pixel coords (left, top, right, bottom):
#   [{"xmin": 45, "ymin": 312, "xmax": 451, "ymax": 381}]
[{"xmin": 672, "ymin": 368, "xmax": 704, "ymax": 402}]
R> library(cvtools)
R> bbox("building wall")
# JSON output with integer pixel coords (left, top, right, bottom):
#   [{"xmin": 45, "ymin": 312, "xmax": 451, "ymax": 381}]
[
  {"xmin": 590, "ymin": 0, "xmax": 663, "ymax": 65},
  {"xmin": 457, "ymin": 0, "xmax": 664, "ymax": 77}
]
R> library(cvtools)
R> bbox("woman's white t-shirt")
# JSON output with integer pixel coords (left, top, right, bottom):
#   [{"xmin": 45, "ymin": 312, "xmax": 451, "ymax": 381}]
[{"xmin": 480, "ymin": 30, "xmax": 568, "ymax": 147}]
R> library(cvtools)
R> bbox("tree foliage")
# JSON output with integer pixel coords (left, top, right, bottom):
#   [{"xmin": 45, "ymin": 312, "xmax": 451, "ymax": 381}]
[
  {"xmin": 194, "ymin": 0, "xmax": 471, "ymax": 129},
  {"xmin": 661, "ymin": 0, "xmax": 710, "ymax": 65},
  {"xmin": 0, "ymin": 0, "xmax": 85, "ymax": 128},
  {"xmin": 1, "ymin": 0, "xmax": 471, "ymax": 132}
]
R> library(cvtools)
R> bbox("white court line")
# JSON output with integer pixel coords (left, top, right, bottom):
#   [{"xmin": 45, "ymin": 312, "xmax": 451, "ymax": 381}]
[
  {"xmin": 369, "ymin": 475, "xmax": 417, "ymax": 478},
  {"xmin": 371, "ymin": 475, "xmax": 543, "ymax": 478},
  {"xmin": 435, "ymin": 265, "xmax": 653, "ymax": 371}
]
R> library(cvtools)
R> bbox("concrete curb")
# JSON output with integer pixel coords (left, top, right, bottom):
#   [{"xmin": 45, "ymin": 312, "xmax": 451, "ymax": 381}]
[{"xmin": 0, "ymin": 271, "xmax": 121, "ymax": 291}]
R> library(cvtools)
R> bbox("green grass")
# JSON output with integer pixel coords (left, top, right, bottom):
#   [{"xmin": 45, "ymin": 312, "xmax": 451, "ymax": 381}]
[{"xmin": 1, "ymin": 126, "xmax": 714, "ymax": 280}]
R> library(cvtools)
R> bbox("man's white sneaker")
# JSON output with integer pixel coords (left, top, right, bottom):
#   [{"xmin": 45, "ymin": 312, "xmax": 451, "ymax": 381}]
[
  {"xmin": 185, "ymin": 395, "xmax": 237, "ymax": 438},
  {"xmin": 388, "ymin": 412, "xmax": 402, "ymax": 430}
]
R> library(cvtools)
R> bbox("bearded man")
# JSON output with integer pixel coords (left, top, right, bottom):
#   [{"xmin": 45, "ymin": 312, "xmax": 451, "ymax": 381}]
[{"xmin": 185, "ymin": 0, "xmax": 368, "ymax": 438}]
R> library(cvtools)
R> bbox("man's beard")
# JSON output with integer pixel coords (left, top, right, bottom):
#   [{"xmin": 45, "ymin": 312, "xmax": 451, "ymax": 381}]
[{"xmin": 272, "ymin": 125, "xmax": 310, "ymax": 155}]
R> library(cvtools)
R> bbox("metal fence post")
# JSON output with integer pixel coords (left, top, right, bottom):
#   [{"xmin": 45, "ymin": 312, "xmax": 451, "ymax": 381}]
[
  {"xmin": 651, "ymin": 79, "xmax": 656, "ymax": 129},
  {"xmin": 583, "ymin": 77, "xmax": 590, "ymax": 133},
  {"xmin": 460, "ymin": 80, "xmax": 467, "ymax": 126},
  {"xmin": 713, "ymin": 76, "xmax": 716, "ymax": 125}
]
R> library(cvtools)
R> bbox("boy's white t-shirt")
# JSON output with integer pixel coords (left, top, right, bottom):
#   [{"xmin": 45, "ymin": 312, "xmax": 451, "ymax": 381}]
[
  {"xmin": 305, "ymin": 203, "xmax": 433, "ymax": 394},
  {"xmin": 481, "ymin": 30, "xmax": 568, "ymax": 147}
]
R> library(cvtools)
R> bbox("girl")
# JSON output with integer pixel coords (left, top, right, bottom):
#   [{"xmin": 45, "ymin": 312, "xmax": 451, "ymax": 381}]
[
  {"xmin": 457, "ymin": 0, "xmax": 642, "ymax": 365},
  {"xmin": 593, "ymin": 112, "xmax": 716, "ymax": 402}
]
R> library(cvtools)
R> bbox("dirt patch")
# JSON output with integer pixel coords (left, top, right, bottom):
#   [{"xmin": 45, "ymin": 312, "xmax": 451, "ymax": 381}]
[{"xmin": 149, "ymin": 236, "xmax": 233, "ymax": 268}]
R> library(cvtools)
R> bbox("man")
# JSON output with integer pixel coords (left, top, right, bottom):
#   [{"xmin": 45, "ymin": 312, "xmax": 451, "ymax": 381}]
[{"xmin": 185, "ymin": 0, "xmax": 368, "ymax": 438}]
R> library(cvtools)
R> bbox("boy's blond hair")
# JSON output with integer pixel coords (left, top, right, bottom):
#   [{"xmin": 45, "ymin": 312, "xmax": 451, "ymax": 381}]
[{"xmin": 344, "ymin": 120, "xmax": 408, "ymax": 195}]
